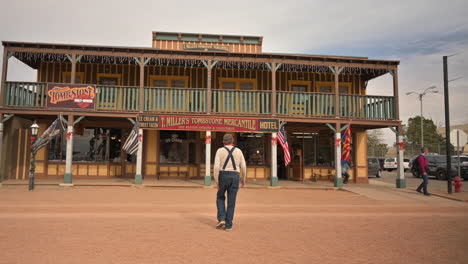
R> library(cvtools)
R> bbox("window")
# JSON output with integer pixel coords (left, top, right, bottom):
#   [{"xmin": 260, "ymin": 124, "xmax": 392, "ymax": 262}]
[
  {"xmin": 62, "ymin": 72, "xmax": 85, "ymax": 84},
  {"xmin": 315, "ymin": 82, "xmax": 351, "ymax": 93},
  {"xmin": 150, "ymin": 76, "xmax": 189, "ymax": 88},
  {"xmin": 219, "ymin": 78, "xmax": 256, "ymax": 90},
  {"xmin": 288, "ymin": 80, "xmax": 311, "ymax": 92},
  {"xmin": 159, "ymin": 131, "xmax": 196, "ymax": 164},
  {"xmin": 48, "ymin": 127, "xmax": 122, "ymax": 162},
  {"xmin": 97, "ymin": 73, "xmax": 121, "ymax": 85},
  {"xmin": 237, "ymin": 133, "xmax": 265, "ymax": 165}
]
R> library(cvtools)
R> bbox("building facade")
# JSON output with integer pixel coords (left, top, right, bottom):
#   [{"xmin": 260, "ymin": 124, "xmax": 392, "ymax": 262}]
[{"xmin": 0, "ymin": 31, "xmax": 406, "ymax": 187}]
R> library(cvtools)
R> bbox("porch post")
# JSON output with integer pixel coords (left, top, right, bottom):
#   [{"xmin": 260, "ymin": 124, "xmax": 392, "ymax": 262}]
[
  {"xmin": 334, "ymin": 123, "xmax": 343, "ymax": 187},
  {"xmin": 135, "ymin": 128, "xmax": 143, "ymax": 184},
  {"xmin": 271, "ymin": 132, "xmax": 278, "ymax": 186},
  {"xmin": 1, "ymin": 48, "xmax": 10, "ymax": 107},
  {"xmin": 271, "ymin": 62, "xmax": 277, "ymax": 115},
  {"xmin": 70, "ymin": 54, "xmax": 77, "ymax": 84},
  {"xmin": 334, "ymin": 66, "xmax": 340, "ymax": 117},
  {"xmin": 64, "ymin": 115, "xmax": 74, "ymax": 184},
  {"xmin": 396, "ymin": 126, "xmax": 406, "ymax": 188},
  {"xmin": 392, "ymin": 68, "xmax": 400, "ymax": 120},
  {"xmin": 205, "ymin": 131, "xmax": 211, "ymax": 186},
  {"xmin": 0, "ymin": 115, "xmax": 3, "ymax": 181},
  {"xmin": 206, "ymin": 60, "xmax": 212, "ymax": 114},
  {"xmin": 139, "ymin": 57, "xmax": 145, "ymax": 113}
]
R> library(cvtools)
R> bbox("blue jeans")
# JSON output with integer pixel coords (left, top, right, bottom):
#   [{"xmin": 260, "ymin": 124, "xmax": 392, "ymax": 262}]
[
  {"xmin": 417, "ymin": 173, "xmax": 429, "ymax": 194},
  {"xmin": 216, "ymin": 171, "xmax": 240, "ymax": 228}
]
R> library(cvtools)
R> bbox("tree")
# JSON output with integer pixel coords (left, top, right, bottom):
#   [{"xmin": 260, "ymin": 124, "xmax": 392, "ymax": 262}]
[
  {"xmin": 404, "ymin": 116, "xmax": 449, "ymax": 156},
  {"xmin": 367, "ymin": 130, "xmax": 388, "ymax": 157}
]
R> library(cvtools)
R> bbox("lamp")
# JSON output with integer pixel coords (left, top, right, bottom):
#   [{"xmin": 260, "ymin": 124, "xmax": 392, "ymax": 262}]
[
  {"xmin": 30, "ymin": 121, "xmax": 39, "ymax": 137},
  {"xmin": 28, "ymin": 121, "xmax": 39, "ymax": 191}
]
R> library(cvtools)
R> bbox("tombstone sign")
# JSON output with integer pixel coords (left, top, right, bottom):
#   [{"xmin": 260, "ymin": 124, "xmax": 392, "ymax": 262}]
[{"xmin": 47, "ymin": 83, "xmax": 96, "ymax": 110}]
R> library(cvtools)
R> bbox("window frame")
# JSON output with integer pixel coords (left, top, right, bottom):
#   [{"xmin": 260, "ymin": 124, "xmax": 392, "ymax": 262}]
[
  {"xmin": 149, "ymin": 75, "xmax": 189, "ymax": 88},
  {"xmin": 61, "ymin": 72, "xmax": 85, "ymax": 84},
  {"xmin": 315, "ymin": 81, "xmax": 352, "ymax": 94},
  {"xmin": 96, "ymin": 73, "xmax": 122, "ymax": 86},
  {"xmin": 218, "ymin": 77, "xmax": 257, "ymax": 90},
  {"xmin": 288, "ymin": 80, "xmax": 311, "ymax": 92}
]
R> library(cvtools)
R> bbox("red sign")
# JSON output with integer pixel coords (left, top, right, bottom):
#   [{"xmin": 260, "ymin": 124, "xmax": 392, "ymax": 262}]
[
  {"xmin": 47, "ymin": 83, "xmax": 96, "ymax": 110},
  {"xmin": 137, "ymin": 115, "xmax": 279, "ymax": 133}
]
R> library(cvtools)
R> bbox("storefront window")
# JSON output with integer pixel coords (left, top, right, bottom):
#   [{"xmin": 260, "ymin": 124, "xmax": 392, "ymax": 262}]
[
  {"xmin": 48, "ymin": 127, "xmax": 122, "ymax": 162},
  {"xmin": 159, "ymin": 131, "xmax": 196, "ymax": 164},
  {"xmin": 237, "ymin": 133, "xmax": 265, "ymax": 165}
]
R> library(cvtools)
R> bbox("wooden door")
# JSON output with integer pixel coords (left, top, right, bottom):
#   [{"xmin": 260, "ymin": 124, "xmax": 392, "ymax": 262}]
[{"xmin": 291, "ymin": 149, "xmax": 303, "ymax": 180}]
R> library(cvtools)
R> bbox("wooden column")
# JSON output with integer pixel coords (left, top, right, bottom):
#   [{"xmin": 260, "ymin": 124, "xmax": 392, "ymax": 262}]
[
  {"xmin": 64, "ymin": 115, "xmax": 74, "ymax": 184},
  {"xmin": 135, "ymin": 128, "xmax": 143, "ymax": 184},
  {"xmin": 392, "ymin": 68, "xmax": 400, "ymax": 119},
  {"xmin": 139, "ymin": 57, "xmax": 145, "ymax": 113},
  {"xmin": 334, "ymin": 122, "xmax": 342, "ymax": 187},
  {"xmin": 204, "ymin": 131, "xmax": 211, "ymax": 186},
  {"xmin": 206, "ymin": 60, "xmax": 212, "ymax": 114},
  {"xmin": 0, "ymin": 48, "xmax": 9, "ymax": 107},
  {"xmin": 334, "ymin": 66, "xmax": 340, "ymax": 117},
  {"xmin": 0, "ymin": 114, "xmax": 3, "ymax": 181},
  {"xmin": 271, "ymin": 132, "xmax": 278, "ymax": 186},
  {"xmin": 70, "ymin": 54, "xmax": 77, "ymax": 84},
  {"xmin": 271, "ymin": 62, "xmax": 277, "ymax": 115}
]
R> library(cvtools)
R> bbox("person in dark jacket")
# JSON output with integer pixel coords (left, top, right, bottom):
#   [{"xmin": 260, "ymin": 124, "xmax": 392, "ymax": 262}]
[{"xmin": 416, "ymin": 147, "xmax": 431, "ymax": 196}]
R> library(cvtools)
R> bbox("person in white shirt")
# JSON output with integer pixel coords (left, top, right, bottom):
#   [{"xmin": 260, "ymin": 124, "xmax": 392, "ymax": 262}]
[{"xmin": 213, "ymin": 134, "xmax": 247, "ymax": 231}]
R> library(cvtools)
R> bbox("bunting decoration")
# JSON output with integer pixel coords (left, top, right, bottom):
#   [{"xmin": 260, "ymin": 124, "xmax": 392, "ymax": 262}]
[
  {"xmin": 31, "ymin": 117, "xmax": 65, "ymax": 154},
  {"xmin": 341, "ymin": 124, "xmax": 351, "ymax": 162},
  {"xmin": 122, "ymin": 127, "xmax": 139, "ymax": 155},
  {"xmin": 278, "ymin": 122, "xmax": 291, "ymax": 166}
]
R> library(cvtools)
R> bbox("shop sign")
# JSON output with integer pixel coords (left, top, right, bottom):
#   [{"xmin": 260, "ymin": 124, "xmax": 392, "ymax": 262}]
[
  {"xmin": 47, "ymin": 83, "xmax": 96, "ymax": 110},
  {"xmin": 183, "ymin": 44, "xmax": 231, "ymax": 52},
  {"xmin": 137, "ymin": 115, "xmax": 279, "ymax": 133}
]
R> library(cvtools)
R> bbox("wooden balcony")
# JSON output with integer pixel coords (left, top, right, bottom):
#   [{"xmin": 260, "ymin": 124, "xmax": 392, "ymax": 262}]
[{"xmin": 3, "ymin": 81, "xmax": 396, "ymax": 121}]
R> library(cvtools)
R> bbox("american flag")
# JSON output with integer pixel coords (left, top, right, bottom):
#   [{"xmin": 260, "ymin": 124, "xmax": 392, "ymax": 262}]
[
  {"xmin": 341, "ymin": 124, "xmax": 351, "ymax": 162},
  {"xmin": 278, "ymin": 123, "xmax": 291, "ymax": 166}
]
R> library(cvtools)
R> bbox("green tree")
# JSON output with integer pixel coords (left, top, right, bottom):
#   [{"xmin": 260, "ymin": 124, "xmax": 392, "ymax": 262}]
[
  {"xmin": 404, "ymin": 116, "xmax": 448, "ymax": 155},
  {"xmin": 367, "ymin": 130, "xmax": 388, "ymax": 157}
]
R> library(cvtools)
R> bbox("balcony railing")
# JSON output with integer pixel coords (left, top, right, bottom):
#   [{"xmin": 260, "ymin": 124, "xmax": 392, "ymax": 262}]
[
  {"xmin": 277, "ymin": 92, "xmax": 335, "ymax": 116},
  {"xmin": 339, "ymin": 94, "xmax": 395, "ymax": 120},
  {"xmin": 144, "ymin": 87, "xmax": 206, "ymax": 113},
  {"xmin": 212, "ymin": 89, "xmax": 271, "ymax": 114},
  {"xmin": 2, "ymin": 82, "xmax": 396, "ymax": 121}
]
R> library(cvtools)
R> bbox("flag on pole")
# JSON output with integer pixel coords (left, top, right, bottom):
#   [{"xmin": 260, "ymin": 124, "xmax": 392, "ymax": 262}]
[
  {"xmin": 341, "ymin": 124, "xmax": 351, "ymax": 162},
  {"xmin": 31, "ymin": 117, "xmax": 64, "ymax": 154},
  {"xmin": 278, "ymin": 123, "xmax": 291, "ymax": 166},
  {"xmin": 122, "ymin": 127, "xmax": 139, "ymax": 155}
]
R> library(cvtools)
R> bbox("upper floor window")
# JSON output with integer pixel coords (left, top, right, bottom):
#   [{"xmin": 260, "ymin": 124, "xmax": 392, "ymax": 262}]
[
  {"xmin": 62, "ymin": 72, "xmax": 85, "ymax": 84},
  {"xmin": 288, "ymin": 80, "xmax": 311, "ymax": 92},
  {"xmin": 315, "ymin": 82, "xmax": 351, "ymax": 94},
  {"xmin": 219, "ymin": 78, "xmax": 256, "ymax": 90},
  {"xmin": 150, "ymin": 76, "xmax": 189, "ymax": 88},
  {"xmin": 97, "ymin": 73, "xmax": 121, "ymax": 86}
]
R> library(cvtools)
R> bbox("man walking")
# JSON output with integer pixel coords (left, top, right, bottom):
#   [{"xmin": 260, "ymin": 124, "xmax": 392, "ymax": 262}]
[
  {"xmin": 416, "ymin": 147, "xmax": 431, "ymax": 196},
  {"xmin": 213, "ymin": 134, "xmax": 247, "ymax": 231}
]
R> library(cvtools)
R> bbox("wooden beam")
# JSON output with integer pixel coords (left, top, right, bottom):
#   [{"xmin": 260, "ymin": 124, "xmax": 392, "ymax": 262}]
[
  {"xmin": 0, "ymin": 48, "xmax": 9, "ymax": 107},
  {"xmin": 70, "ymin": 54, "xmax": 77, "ymax": 84},
  {"xmin": 206, "ymin": 60, "xmax": 212, "ymax": 114},
  {"xmin": 271, "ymin": 62, "xmax": 277, "ymax": 115},
  {"xmin": 334, "ymin": 66, "xmax": 340, "ymax": 117},
  {"xmin": 139, "ymin": 57, "xmax": 145, "ymax": 112},
  {"xmin": 392, "ymin": 69, "xmax": 400, "ymax": 120}
]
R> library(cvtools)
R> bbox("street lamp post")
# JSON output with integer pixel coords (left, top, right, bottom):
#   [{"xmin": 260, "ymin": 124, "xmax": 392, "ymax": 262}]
[
  {"xmin": 28, "ymin": 121, "xmax": 39, "ymax": 191},
  {"xmin": 406, "ymin": 86, "xmax": 437, "ymax": 147}
]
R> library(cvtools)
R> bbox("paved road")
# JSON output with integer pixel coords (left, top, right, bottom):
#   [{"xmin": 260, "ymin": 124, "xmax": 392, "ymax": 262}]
[{"xmin": 1, "ymin": 185, "xmax": 467, "ymax": 264}]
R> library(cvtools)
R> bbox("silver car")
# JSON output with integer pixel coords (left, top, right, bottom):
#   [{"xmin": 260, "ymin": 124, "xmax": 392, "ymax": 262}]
[{"xmin": 368, "ymin": 157, "xmax": 382, "ymax": 178}]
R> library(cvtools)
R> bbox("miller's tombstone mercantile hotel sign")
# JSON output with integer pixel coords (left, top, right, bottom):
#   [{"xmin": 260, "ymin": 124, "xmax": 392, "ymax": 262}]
[{"xmin": 137, "ymin": 115, "xmax": 279, "ymax": 133}]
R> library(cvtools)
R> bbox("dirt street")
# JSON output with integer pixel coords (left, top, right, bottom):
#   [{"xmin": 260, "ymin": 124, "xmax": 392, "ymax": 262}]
[{"xmin": 1, "ymin": 185, "xmax": 467, "ymax": 264}]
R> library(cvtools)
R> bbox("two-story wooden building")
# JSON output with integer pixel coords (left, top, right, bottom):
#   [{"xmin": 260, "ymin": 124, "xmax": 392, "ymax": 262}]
[{"xmin": 0, "ymin": 31, "xmax": 407, "ymax": 188}]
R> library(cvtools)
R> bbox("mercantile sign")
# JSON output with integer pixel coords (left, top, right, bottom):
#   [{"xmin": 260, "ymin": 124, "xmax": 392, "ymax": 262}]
[{"xmin": 137, "ymin": 115, "xmax": 279, "ymax": 133}]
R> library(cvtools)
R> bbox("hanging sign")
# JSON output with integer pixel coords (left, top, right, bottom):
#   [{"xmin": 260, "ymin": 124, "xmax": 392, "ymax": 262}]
[
  {"xmin": 46, "ymin": 83, "xmax": 96, "ymax": 110},
  {"xmin": 137, "ymin": 115, "xmax": 279, "ymax": 133}
]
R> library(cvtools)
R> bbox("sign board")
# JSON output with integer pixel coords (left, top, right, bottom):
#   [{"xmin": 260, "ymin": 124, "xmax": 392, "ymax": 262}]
[
  {"xmin": 137, "ymin": 115, "xmax": 279, "ymax": 133},
  {"xmin": 183, "ymin": 44, "xmax": 231, "ymax": 52},
  {"xmin": 450, "ymin": 129, "xmax": 468, "ymax": 148},
  {"xmin": 47, "ymin": 83, "xmax": 96, "ymax": 110}
]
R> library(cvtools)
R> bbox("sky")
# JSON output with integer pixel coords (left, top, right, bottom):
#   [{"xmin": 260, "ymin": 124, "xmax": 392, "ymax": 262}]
[{"xmin": 0, "ymin": 0, "xmax": 467, "ymax": 145}]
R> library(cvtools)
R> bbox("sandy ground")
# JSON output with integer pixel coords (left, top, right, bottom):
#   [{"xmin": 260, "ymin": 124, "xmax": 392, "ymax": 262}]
[{"xmin": 1, "ymin": 185, "xmax": 468, "ymax": 264}]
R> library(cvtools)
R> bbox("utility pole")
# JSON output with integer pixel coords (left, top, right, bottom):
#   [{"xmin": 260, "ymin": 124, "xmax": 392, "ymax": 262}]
[{"xmin": 443, "ymin": 56, "xmax": 452, "ymax": 194}]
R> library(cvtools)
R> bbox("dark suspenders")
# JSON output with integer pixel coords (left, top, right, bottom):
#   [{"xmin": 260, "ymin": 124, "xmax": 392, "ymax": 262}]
[{"xmin": 222, "ymin": 147, "xmax": 237, "ymax": 171}]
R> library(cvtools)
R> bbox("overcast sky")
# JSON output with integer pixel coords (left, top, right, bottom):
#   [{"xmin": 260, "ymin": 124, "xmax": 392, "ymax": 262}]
[{"xmin": 1, "ymin": 0, "xmax": 467, "ymax": 145}]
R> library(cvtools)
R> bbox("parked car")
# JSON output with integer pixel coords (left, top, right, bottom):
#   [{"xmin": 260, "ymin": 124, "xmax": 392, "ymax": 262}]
[
  {"xmin": 383, "ymin": 158, "xmax": 410, "ymax": 172},
  {"xmin": 368, "ymin": 157, "xmax": 382, "ymax": 178},
  {"xmin": 412, "ymin": 155, "xmax": 468, "ymax": 180}
]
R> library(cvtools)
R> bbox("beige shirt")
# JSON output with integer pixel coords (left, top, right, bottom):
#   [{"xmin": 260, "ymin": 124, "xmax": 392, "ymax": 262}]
[{"xmin": 213, "ymin": 145, "xmax": 247, "ymax": 183}]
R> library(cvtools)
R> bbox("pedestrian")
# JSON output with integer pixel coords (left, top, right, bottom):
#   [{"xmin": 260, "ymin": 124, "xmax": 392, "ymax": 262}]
[
  {"xmin": 341, "ymin": 159, "xmax": 350, "ymax": 184},
  {"xmin": 213, "ymin": 134, "xmax": 247, "ymax": 231},
  {"xmin": 416, "ymin": 147, "xmax": 431, "ymax": 196}
]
